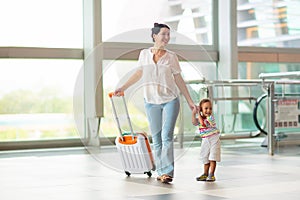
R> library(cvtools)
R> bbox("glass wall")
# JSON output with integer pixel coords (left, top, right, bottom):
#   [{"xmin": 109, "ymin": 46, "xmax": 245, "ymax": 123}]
[
  {"xmin": 235, "ymin": 0, "xmax": 300, "ymax": 136},
  {"xmin": 237, "ymin": 0, "xmax": 300, "ymax": 48},
  {"xmin": 238, "ymin": 62, "xmax": 300, "ymax": 79},
  {"xmin": 102, "ymin": 0, "xmax": 213, "ymax": 45},
  {"xmin": 0, "ymin": 0, "xmax": 83, "ymax": 48},
  {"xmin": 238, "ymin": 62, "xmax": 300, "ymax": 98},
  {"xmin": 1, "ymin": 0, "xmax": 299, "ymax": 148},
  {"xmin": 0, "ymin": 0, "xmax": 83, "ymax": 144},
  {"xmin": 0, "ymin": 59, "xmax": 82, "ymax": 141},
  {"xmin": 238, "ymin": 62, "xmax": 300, "ymax": 134}
]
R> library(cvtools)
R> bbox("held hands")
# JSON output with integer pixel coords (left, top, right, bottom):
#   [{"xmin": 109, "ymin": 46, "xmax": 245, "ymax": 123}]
[
  {"xmin": 189, "ymin": 103, "xmax": 198, "ymax": 113},
  {"xmin": 192, "ymin": 106, "xmax": 198, "ymax": 115},
  {"xmin": 191, "ymin": 104, "xmax": 200, "ymax": 126}
]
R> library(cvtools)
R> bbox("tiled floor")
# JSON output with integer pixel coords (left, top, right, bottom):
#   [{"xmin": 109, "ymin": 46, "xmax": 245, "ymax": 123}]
[{"xmin": 1, "ymin": 137, "xmax": 300, "ymax": 200}]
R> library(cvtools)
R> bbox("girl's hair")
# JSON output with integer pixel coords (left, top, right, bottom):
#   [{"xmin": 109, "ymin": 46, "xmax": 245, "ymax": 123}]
[
  {"xmin": 199, "ymin": 98, "xmax": 212, "ymax": 112},
  {"xmin": 151, "ymin": 23, "xmax": 170, "ymax": 42}
]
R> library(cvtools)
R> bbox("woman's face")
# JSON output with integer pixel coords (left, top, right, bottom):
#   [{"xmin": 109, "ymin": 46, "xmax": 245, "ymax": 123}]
[
  {"xmin": 153, "ymin": 27, "xmax": 170, "ymax": 47},
  {"xmin": 201, "ymin": 101, "xmax": 212, "ymax": 117}
]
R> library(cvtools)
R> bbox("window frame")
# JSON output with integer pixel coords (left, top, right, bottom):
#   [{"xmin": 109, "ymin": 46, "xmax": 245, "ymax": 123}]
[{"xmin": 1, "ymin": 0, "xmax": 300, "ymax": 150}]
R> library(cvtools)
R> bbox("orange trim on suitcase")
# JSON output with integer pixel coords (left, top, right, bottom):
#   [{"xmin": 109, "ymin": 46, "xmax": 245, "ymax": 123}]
[
  {"xmin": 139, "ymin": 132, "xmax": 154, "ymax": 164},
  {"xmin": 117, "ymin": 133, "xmax": 154, "ymax": 164},
  {"xmin": 118, "ymin": 135, "xmax": 137, "ymax": 144}
]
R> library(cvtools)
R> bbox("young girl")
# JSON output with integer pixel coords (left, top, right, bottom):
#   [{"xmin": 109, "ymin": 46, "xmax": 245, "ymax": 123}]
[{"xmin": 192, "ymin": 98, "xmax": 221, "ymax": 182}]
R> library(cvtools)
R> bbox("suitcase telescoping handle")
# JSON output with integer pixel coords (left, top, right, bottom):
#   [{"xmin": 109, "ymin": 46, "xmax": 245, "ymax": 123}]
[{"xmin": 108, "ymin": 92, "xmax": 135, "ymax": 141}]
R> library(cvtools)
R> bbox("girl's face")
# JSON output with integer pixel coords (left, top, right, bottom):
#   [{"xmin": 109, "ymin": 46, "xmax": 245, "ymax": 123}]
[
  {"xmin": 201, "ymin": 101, "xmax": 212, "ymax": 117},
  {"xmin": 153, "ymin": 27, "xmax": 170, "ymax": 47}
]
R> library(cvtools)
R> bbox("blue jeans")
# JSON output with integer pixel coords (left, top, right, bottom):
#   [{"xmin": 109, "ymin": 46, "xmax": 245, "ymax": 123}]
[{"xmin": 144, "ymin": 97, "xmax": 180, "ymax": 177}]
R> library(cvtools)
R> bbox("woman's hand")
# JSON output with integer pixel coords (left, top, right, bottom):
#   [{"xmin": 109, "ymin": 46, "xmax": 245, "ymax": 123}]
[
  {"xmin": 191, "ymin": 104, "xmax": 197, "ymax": 114},
  {"xmin": 114, "ymin": 87, "xmax": 124, "ymax": 96},
  {"xmin": 191, "ymin": 105, "xmax": 198, "ymax": 126},
  {"xmin": 189, "ymin": 103, "xmax": 199, "ymax": 113}
]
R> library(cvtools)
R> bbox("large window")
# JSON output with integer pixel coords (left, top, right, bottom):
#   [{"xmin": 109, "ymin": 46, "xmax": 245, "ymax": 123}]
[
  {"xmin": 237, "ymin": 0, "xmax": 300, "ymax": 48},
  {"xmin": 0, "ymin": 0, "xmax": 83, "ymax": 48},
  {"xmin": 0, "ymin": 59, "xmax": 82, "ymax": 141},
  {"xmin": 102, "ymin": 0, "xmax": 213, "ymax": 45},
  {"xmin": 0, "ymin": 0, "xmax": 83, "ymax": 146}
]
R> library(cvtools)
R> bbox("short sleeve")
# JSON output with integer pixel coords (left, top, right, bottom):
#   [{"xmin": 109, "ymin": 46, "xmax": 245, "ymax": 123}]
[
  {"xmin": 136, "ymin": 49, "xmax": 147, "ymax": 70},
  {"xmin": 136, "ymin": 49, "xmax": 152, "ymax": 70},
  {"xmin": 170, "ymin": 52, "xmax": 181, "ymax": 75}
]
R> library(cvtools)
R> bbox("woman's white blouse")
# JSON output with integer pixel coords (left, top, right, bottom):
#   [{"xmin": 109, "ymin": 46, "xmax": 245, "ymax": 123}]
[{"xmin": 137, "ymin": 48, "xmax": 182, "ymax": 104}]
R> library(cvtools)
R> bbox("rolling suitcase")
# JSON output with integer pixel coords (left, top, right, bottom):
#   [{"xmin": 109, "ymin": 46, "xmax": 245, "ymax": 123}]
[{"xmin": 108, "ymin": 92, "xmax": 155, "ymax": 177}]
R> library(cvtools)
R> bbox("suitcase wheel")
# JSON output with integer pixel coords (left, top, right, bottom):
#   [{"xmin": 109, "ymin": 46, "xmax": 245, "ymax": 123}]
[
  {"xmin": 144, "ymin": 171, "xmax": 152, "ymax": 177},
  {"xmin": 125, "ymin": 171, "xmax": 131, "ymax": 176}
]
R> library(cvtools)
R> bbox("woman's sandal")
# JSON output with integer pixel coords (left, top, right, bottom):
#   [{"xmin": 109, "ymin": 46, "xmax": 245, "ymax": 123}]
[{"xmin": 160, "ymin": 174, "xmax": 173, "ymax": 183}]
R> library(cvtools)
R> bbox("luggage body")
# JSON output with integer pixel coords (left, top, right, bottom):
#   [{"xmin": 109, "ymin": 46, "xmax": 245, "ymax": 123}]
[
  {"xmin": 115, "ymin": 132, "xmax": 154, "ymax": 177},
  {"xmin": 109, "ymin": 92, "xmax": 155, "ymax": 177}
]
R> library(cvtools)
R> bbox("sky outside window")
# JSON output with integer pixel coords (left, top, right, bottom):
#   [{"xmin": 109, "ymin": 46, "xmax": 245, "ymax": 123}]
[{"xmin": 0, "ymin": 0, "xmax": 83, "ymax": 48}]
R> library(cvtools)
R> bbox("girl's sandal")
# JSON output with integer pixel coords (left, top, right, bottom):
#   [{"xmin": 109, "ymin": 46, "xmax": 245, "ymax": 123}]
[{"xmin": 160, "ymin": 174, "xmax": 173, "ymax": 183}]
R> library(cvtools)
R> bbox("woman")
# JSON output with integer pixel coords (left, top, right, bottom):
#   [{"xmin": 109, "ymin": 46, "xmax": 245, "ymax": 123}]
[{"xmin": 114, "ymin": 23, "xmax": 196, "ymax": 183}]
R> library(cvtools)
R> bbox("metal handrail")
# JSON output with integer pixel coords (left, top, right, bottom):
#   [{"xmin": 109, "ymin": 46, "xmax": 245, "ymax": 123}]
[
  {"xmin": 259, "ymin": 71, "xmax": 300, "ymax": 79},
  {"xmin": 183, "ymin": 78, "xmax": 300, "ymax": 155}
]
